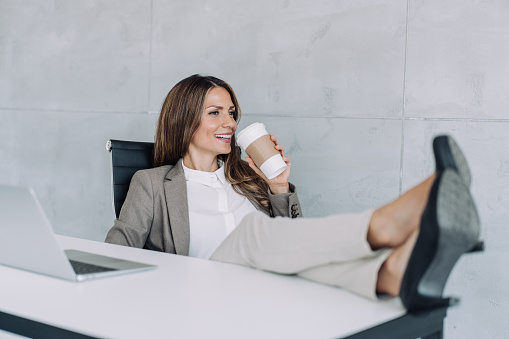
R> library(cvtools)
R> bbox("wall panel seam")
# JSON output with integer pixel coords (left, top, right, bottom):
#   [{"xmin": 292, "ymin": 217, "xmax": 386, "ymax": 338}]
[
  {"xmin": 1, "ymin": 108, "xmax": 508, "ymax": 122},
  {"xmin": 399, "ymin": 0, "xmax": 411, "ymax": 196},
  {"xmin": 147, "ymin": 0, "xmax": 154, "ymax": 110}
]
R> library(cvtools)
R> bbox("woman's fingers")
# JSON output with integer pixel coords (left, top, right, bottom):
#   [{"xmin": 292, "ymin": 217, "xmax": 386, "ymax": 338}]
[
  {"xmin": 270, "ymin": 133, "xmax": 285, "ymax": 157},
  {"xmin": 276, "ymin": 144, "xmax": 285, "ymax": 156}
]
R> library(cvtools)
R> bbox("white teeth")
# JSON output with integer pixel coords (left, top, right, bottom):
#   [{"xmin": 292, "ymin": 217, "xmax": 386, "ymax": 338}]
[{"xmin": 215, "ymin": 134, "xmax": 232, "ymax": 139}]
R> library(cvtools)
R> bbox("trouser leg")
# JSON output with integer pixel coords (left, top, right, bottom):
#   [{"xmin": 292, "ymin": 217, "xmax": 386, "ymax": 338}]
[
  {"xmin": 210, "ymin": 209, "xmax": 390, "ymax": 299},
  {"xmin": 297, "ymin": 250, "xmax": 391, "ymax": 300}
]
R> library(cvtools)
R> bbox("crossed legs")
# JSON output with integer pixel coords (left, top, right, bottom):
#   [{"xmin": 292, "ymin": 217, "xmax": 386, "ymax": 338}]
[
  {"xmin": 372, "ymin": 174, "xmax": 435, "ymax": 296},
  {"xmin": 210, "ymin": 175, "xmax": 436, "ymax": 300}
]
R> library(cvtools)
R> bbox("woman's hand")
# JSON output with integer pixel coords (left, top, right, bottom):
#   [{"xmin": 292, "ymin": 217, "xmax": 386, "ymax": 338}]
[{"xmin": 246, "ymin": 134, "xmax": 291, "ymax": 194}]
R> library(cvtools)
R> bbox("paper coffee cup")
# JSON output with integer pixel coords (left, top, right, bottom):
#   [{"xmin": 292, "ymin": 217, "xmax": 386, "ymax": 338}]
[{"xmin": 236, "ymin": 123, "xmax": 287, "ymax": 179}]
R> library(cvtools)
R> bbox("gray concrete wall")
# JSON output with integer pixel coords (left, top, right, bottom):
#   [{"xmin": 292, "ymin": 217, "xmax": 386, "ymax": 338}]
[{"xmin": 1, "ymin": 0, "xmax": 507, "ymax": 337}]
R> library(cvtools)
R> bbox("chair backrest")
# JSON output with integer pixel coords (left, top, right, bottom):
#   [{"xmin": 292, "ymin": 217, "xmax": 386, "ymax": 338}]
[{"xmin": 106, "ymin": 139, "xmax": 154, "ymax": 218}]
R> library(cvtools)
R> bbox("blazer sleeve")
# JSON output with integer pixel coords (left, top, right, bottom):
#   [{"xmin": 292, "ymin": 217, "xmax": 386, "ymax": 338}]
[
  {"xmin": 268, "ymin": 182, "xmax": 303, "ymax": 218},
  {"xmin": 105, "ymin": 170, "xmax": 154, "ymax": 248}
]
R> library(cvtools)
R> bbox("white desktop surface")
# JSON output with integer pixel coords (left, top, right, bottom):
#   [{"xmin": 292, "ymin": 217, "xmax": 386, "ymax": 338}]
[{"xmin": 0, "ymin": 235, "xmax": 406, "ymax": 339}]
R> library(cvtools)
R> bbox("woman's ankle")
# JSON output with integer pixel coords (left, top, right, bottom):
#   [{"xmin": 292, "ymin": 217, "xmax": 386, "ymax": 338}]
[{"xmin": 376, "ymin": 229, "xmax": 419, "ymax": 296}]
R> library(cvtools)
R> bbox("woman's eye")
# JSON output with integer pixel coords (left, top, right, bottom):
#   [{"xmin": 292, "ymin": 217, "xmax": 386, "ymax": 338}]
[
  {"xmin": 209, "ymin": 111, "xmax": 219, "ymax": 115},
  {"xmin": 229, "ymin": 111, "xmax": 235, "ymax": 116}
]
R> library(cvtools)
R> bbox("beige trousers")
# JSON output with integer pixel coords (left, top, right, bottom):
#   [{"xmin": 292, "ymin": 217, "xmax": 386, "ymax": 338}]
[{"xmin": 210, "ymin": 209, "xmax": 391, "ymax": 300}]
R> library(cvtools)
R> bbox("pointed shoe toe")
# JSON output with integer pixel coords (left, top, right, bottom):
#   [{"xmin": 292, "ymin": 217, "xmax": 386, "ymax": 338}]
[
  {"xmin": 399, "ymin": 169, "xmax": 480, "ymax": 313},
  {"xmin": 433, "ymin": 135, "xmax": 471, "ymax": 187}
]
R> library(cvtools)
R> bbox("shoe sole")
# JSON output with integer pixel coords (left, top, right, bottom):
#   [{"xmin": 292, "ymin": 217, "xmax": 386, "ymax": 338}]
[
  {"xmin": 417, "ymin": 170, "xmax": 480, "ymax": 298},
  {"xmin": 434, "ymin": 136, "xmax": 483, "ymax": 253}
]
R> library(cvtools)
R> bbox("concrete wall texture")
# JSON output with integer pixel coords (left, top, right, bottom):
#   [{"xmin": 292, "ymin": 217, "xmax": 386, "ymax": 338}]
[{"xmin": 1, "ymin": 0, "xmax": 507, "ymax": 337}]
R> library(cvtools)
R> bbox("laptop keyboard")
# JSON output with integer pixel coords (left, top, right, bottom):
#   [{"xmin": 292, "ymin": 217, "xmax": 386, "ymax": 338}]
[{"xmin": 69, "ymin": 260, "xmax": 117, "ymax": 274}]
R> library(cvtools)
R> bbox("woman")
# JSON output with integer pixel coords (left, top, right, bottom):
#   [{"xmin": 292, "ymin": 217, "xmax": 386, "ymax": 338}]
[
  {"xmin": 106, "ymin": 74, "xmax": 302, "ymax": 259},
  {"xmin": 106, "ymin": 74, "xmax": 481, "ymax": 312}
]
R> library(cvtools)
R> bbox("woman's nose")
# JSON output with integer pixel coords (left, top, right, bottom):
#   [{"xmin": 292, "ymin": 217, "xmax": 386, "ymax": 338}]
[{"xmin": 222, "ymin": 113, "xmax": 235, "ymax": 128}]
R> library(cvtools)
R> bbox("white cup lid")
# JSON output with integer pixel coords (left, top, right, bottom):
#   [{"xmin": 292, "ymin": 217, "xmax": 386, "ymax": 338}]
[{"xmin": 236, "ymin": 122, "xmax": 268, "ymax": 149}]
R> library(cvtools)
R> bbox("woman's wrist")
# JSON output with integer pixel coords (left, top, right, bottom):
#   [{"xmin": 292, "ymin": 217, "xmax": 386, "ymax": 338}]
[{"xmin": 269, "ymin": 183, "xmax": 290, "ymax": 195}]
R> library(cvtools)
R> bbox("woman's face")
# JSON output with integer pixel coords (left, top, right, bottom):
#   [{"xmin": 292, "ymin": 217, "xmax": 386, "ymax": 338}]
[{"xmin": 187, "ymin": 87, "xmax": 237, "ymax": 160}]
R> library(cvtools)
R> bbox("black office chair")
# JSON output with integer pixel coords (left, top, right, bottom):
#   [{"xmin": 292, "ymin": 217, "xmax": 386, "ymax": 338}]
[{"xmin": 106, "ymin": 139, "xmax": 154, "ymax": 218}]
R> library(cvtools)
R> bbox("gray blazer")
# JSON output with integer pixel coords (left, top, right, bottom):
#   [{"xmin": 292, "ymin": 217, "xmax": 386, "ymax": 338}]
[{"xmin": 105, "ymin": 158, "xmax": 303, "ymax": 255}]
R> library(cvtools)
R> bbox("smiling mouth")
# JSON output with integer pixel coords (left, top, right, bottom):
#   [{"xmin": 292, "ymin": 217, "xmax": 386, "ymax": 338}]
[{"xmin": 214, "ymin": 134, "xmax": 232, "ymax": 140}]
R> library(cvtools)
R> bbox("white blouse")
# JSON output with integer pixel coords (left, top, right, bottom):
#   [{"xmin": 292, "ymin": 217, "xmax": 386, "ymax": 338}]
[{"xmin": 182, "ymin": 161, "xmax": 257, "ymax": 259}]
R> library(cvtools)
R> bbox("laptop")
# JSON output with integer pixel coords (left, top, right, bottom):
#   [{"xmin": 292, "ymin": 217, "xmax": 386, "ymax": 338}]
[{"xmin": 0, "ymin": 185, "xmax": 156, "ymax": 281}]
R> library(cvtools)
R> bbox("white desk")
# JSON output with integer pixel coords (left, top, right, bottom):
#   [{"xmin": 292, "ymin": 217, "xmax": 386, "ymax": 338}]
[{"xmin": 0, "ymin": 236, "xmax": 446, "ymax": 339}]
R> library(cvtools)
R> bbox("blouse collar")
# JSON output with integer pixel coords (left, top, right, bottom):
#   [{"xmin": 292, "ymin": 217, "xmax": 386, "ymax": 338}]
[{"xmin": 182, "ymin": 159, "xmax": 227, "ymax": 187}]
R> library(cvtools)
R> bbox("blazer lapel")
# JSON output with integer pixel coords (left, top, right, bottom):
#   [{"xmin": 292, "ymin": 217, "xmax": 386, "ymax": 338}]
[{"xmin": 164, "ymin": 159, "xmax": 190, "ymax": 256}]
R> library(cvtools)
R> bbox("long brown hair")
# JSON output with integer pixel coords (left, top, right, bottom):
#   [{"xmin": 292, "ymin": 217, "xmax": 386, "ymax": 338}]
[{"xmin": 154, "ymin": 74, "xmax": 271, "ymax": 212}]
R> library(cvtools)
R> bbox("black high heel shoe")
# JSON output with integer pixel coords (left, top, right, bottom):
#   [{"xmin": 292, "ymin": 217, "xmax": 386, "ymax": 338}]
[
  {"xmin": 399, "ymin": 169, "xmax": 480, "ymax": 313},
  {"xmin": 433, "ymin": 135, "xmax": 484, "ymax": 253}
]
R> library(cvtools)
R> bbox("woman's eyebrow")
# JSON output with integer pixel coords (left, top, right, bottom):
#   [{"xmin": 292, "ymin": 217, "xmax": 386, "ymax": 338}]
[{"xmin": 205, "ymin": 105, "xmax": 236, "ymax": 110}]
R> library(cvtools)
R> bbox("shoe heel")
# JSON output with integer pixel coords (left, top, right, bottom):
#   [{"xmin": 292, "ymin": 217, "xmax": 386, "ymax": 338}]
[
  {"xmin": 467, "ymin": 240, "xmax": 485, "ymax": 253},
  {"xmin": 409, "ymin": 295, "xmax": 455, "ymax": 312}
]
